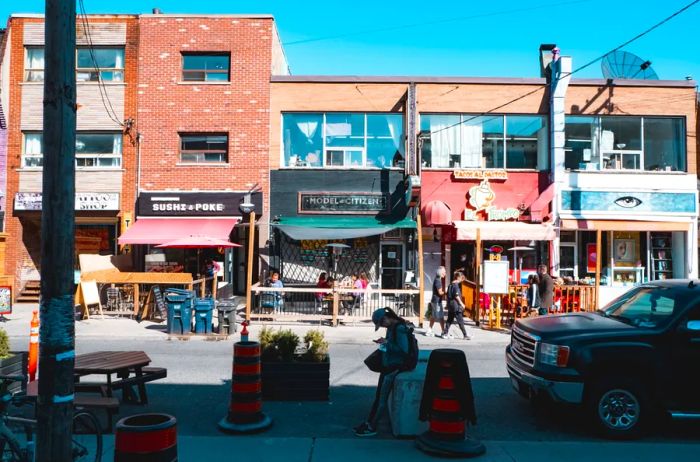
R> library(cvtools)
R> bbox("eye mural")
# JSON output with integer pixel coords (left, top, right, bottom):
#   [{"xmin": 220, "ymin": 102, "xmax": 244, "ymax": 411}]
[{"xmin": 614, "ymin": 196, "xmax": 643, "ymax": 209}]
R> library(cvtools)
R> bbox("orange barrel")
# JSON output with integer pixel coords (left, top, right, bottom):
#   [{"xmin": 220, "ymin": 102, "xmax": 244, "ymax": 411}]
[
  {"xmin": 218, "ymin": 341, "xmax": 272, "ymax": 433},
  {"xmin": 115, "ymin": 413, "xmax": 177, "ymax": 462}
]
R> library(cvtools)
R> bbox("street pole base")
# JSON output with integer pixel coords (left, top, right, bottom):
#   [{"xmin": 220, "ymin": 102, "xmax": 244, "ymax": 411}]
[
  {"xmin": 218, "ymin": 414, "xmax": 273, "ymax": 434},
  {"xmin": 416, "ymin": 432, "xmax": 486, "ymax": 458}
]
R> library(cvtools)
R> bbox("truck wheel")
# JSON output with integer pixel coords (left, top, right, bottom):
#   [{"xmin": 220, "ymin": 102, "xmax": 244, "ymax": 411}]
[{"xmin": 588, "ymin": 379, "xmax": 648, "ymax": 439}]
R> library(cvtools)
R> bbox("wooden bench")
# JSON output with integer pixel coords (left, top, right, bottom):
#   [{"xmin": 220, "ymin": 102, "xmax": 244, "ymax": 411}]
[{"xmin": 76, "ymin": 367, "xmax": 167, "ymax": 404}]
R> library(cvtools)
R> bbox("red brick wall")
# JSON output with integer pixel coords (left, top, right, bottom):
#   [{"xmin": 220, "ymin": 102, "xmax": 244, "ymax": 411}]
[{"xmin": 136, "ymin": 17, "xmax": 273, "ymax": 215}]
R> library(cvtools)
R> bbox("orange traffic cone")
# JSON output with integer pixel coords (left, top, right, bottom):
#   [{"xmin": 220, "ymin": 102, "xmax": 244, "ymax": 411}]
[{"xmin": 28, "ymin": 310, "xmax": 39, "ymax": 381}]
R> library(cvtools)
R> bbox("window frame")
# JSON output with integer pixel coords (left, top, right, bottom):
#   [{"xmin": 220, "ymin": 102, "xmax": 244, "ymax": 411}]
[
  {"xmin": 24, "ymin": 47, "xmax": 45, "ymax": 82},
  {"xmin": 75, "ymin": 47, "xmax": 125, "ymax": 83},
  {"xmin": 179, "ymin": 133, "xmax": 229, "ymax": 164},
  {"xmin": 419, "ymin": 113, "xmax": 547, "ymax": 171},
  {"xmin": 181, "ymin": 53, "xmax": 231, "ymax": 83},
  {"xmin": 21, "ymin": 131, "xmax": 123, "ymax": 169},
  {"xmin": 281, "ymin": 112, "xmax": 405, "ymax": 169}
]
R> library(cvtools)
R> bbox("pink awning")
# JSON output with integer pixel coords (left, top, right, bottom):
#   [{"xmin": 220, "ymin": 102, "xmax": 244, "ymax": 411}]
[
  {"xmin": 454, "ymin": 221, "xmax": 555, "ymax": 241},
  {"xmin": 421, "ymin": 200, "xmax": 452, "ymax": 226},
  {"xmin": 118, "ymin": 218, "xmax": 238, "ymax": 245}
]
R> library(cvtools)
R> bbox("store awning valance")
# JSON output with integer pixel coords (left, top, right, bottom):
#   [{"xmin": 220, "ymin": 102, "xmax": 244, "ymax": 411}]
[
  {"xmin": 275, "ymin": 216, "xmax": 416, "ymax": 241},
  {"xmin": 118, "ymin": 218, "xmax": 238, "ymax": 245},
  {"xmin": 453, "ymin": 221, "xmax": 555, "ymax": 241},
  {"xmin": 561, "ymin": 219, "xmax": 691, "ymax": 232},
  {"xmin": 422, "ymin": 200, "xmax": 452, "ymax": 226}
]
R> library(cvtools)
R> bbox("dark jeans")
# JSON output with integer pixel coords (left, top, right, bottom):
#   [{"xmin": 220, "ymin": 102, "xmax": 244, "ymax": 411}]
[
  {"xmin": 445, "ymin": 306, "xmax": 467, "ymax": 337},
  {"xmin": 367, "ymin": 369, "xmax": 399, "ymax": 428}
]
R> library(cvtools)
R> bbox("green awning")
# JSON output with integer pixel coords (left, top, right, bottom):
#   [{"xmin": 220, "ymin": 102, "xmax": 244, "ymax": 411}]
[{"xmin": 274, "ymin": 216, "xmax": 416, "ymax": 240}]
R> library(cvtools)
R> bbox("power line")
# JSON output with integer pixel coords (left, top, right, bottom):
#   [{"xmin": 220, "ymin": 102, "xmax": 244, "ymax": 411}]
[
  {"xmin": 284, "ymin": 0, "xmax": 594, "ymax": 46},
  {"xmin": 428, "ymin": 0, "xmax": 700, "ymax": 136}
]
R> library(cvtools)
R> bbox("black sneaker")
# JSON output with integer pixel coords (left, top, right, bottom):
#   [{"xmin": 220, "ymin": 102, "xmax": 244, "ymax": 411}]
[{"xmin": 354, "ymin": 422, "xmax": 377, "ymax": 437}]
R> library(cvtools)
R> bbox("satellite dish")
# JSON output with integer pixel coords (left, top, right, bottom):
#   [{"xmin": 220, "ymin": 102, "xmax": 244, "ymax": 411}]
[{"xmin": 601, "ymin": 51, "xmax": 659, "ymax": 80}]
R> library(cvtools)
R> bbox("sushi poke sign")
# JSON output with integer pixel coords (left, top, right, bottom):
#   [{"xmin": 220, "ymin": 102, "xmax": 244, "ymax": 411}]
[{"xmin": 464, "ymin": 179, "xmax": 520, "ymax": 222}]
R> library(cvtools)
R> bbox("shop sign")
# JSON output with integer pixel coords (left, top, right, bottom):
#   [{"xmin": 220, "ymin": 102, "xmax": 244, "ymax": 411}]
[
  {"xmin": 14, "ymin": 192, "xmax": 120, "ymax": 211},
  {"xmin": 464, "ymin": 179, "xmax": 520, "ymax": 222},
  {"xmin": 453, "ymin": 169, "xmax": 508, "ymax": 180},
  {"xmin": 298, "ymin": 192, "xmax": 389, "ymax": 214},
  {"xmin": 138, "ymin": 192, "xmax": 262, "ymax": 217}
]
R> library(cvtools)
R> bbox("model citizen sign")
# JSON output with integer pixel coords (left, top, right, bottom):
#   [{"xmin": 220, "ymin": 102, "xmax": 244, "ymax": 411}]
[
  {"xmin": 298, "ymin": 192, "xmax": 389, "ymax": 214},
  {"xmin": 14, "ymin": 192, "xmax": 120, "ymax": 211},
  {"xmin": 464, "ymin": 179, "xmax": 520, "ymax": 222}
]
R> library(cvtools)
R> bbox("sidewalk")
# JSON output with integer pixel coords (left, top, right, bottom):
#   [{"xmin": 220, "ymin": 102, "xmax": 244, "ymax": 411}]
[
  {"xmin": 97, "ymin": 435, "xmax": 700, "ymax": 462},
  {"xmin": 3, "ymin": 303, "xmax": 510, "ymax": 346}
]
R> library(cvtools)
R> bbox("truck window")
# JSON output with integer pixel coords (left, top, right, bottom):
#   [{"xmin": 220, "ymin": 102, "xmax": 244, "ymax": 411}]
[{"xmin": 603, "ymin": 286, "xmax": 677, "ymax": 328}]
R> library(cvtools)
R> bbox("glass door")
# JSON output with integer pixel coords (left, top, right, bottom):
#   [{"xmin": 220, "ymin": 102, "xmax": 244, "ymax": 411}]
[
  {"xmin": 560, "ymin": 244, "xmax": 577, "ymax": 279},
  {"xmin": 380, "ymin": 243, "xmax": 404, "ymax": 290}
]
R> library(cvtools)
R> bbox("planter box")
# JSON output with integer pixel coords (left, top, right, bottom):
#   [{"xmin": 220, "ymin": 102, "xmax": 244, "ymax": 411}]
[
  {"xmin": 261, "ymin": 356, "xmax": 330, "ymax": 401},
  {"xmin": 1, "ymin": 352, "xmax": 28, "ymax": 395}
]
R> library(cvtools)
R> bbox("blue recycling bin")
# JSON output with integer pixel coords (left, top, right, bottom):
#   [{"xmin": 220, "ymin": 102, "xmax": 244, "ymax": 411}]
[
  {"xmin": 165, "ymin": 289, "xmax": 195, "ymax": 335},
  {"xmin": 194, "ymin": 297, "xmax": 215, "ymax": 334}
]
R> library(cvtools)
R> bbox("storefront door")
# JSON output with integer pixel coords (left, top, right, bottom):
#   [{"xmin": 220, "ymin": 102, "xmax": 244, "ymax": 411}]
[{"xmin": 380, "ymin": 243, "xmax": 404, "ymax": 290}]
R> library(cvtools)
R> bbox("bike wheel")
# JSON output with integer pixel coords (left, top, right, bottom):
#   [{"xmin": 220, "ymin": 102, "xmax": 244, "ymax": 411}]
[{"xmin": 71, "ymin": 411, "xmax": 102, "ymax": 462}]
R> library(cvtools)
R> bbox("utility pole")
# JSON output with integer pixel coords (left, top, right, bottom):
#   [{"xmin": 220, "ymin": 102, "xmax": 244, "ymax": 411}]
[{"xmin": 37, "ymin": 0, "xmax": 77, "ymax": 461}]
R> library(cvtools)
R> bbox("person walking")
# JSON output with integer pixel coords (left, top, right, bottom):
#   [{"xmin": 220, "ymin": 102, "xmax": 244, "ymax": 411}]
[
  {"xmin": 354, "ymin": 308, "xmax": 412, "ymax": 437},
  {"xmin": 425, "ymin": 266, "xmax": 446, "ymax": 337},
  {"xmin": 537, "ymin": 264, "xmax": 554, "ymax": 315},
  {"xmin": 443, "ymin": 271, "xmax": 471, "ymax": 340},
  {"xmin": 526, "ymin": 273, "xmax": 540, "ymax": 316}
]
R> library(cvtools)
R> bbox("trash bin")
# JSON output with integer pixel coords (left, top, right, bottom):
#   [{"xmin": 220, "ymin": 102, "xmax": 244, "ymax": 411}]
[
  {"xmin": 194, "ymin": 297, "xmax": 215, "ymax": 334},
  {"xmin": 165, "ymin": 289, "xmax": 195, "ymax": 335},
  {"xmin": 216, "ymin": 301, "xmax": 238, "ymax": 335}
]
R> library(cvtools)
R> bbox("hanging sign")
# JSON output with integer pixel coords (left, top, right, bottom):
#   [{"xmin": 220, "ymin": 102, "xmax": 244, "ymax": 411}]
[
  {"xmin": 15, "ymin": 192, "xmax": 120, "ymax": 211},
  {"xmin": 298, "ymin": 192, "xmax": 389, "ymax": 214},
  {"xmin": 463, "ymin": 179, "xmax": 520, "ymax": 222}
]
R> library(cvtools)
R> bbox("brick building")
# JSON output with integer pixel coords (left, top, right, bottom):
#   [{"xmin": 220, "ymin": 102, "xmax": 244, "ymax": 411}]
[{"xmin": 0, "ymin": 13, "xmax": 288, "ymax": 299}]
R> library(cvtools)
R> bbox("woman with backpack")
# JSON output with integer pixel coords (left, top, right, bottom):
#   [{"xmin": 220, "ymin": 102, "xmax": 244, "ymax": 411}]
[
  {"xmin": 354, "ymin": 307, "xmax": 418, "ymax": 437},
  {"xmin": 443, "ymin": 271, "xmax": 472, "ymax": 340}
]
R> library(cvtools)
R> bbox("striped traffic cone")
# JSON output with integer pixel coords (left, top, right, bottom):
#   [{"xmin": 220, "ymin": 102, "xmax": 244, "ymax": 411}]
[
  {"xmin": 416, "ymin": 349, "xmax": 486, "ymax": 458},
  {"xmin": 218, "ymin": 339, "xmax": 272, "ymax": 434}
]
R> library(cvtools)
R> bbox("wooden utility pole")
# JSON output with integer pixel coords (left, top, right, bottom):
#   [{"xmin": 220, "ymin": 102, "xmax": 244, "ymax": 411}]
[
  {"xmin": 37, "ymin": 1, "xmax": 77, "ymax": 461},
  {"xmin": 245, "ymin": 211, "xmax": 256, "ymax": 321}
]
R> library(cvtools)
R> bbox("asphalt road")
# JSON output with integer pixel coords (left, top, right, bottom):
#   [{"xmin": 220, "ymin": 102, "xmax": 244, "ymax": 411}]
[{"xmin": 16, "ymin": 335, "xmax": 696, "ymax": 444}]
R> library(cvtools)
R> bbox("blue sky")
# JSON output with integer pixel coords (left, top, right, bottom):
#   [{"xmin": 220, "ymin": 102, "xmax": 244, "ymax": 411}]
[{"xmin": 1, "ymin": 0, "xmax": 699, "ymax": 81}]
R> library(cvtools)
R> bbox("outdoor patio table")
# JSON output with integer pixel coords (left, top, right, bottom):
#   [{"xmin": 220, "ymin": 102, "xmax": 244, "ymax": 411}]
[{"xmin": 74, "ymin": 351, "xmax": 165, "ymax": 405}]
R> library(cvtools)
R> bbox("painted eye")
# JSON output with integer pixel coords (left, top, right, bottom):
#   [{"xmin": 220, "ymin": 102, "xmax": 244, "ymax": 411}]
[{"xmin": 614, "ymin": 196, "xmax": 642, "ymax": 208}]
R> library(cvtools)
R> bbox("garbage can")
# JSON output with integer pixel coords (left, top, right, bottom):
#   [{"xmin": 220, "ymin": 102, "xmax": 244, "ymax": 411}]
[
  {"xmin": 193, "ymin": 297, "xmax": 215, "ymax": 334},
  {"xmin": 216, "ymin": 301, "xmax": 238, "ymax": 335},
  {"xmin": 165, "ymin": 289, "xmax": 195, "ymax": 335}
]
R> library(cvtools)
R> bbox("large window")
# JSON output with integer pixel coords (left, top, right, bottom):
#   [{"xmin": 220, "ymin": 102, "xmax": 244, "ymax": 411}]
[
  {"xmin": 564, "ymin": 116, "xmax": 686, "ymax": 171},
  {"xmin": 420, "ymin": 114, "xmax": 546, "ymax": 170},
  {"xmin": 182, "ymin": 54, "xmax": 230, "ymax": 82},
  {"xmin": 179, "ymin": 134, "xmax": 228, "ymax": 163},
  {"xmin": 25, "ymin": 47, "xmax": 124, "ymax": 82},
  {"xmin": 281, "ymin": 113, "xmax": 404, "ymax": 168},
  {"xmin": 76, "ymin": 48, "xmax": 124, "ymax": 82},
  {"xmin": 22, "ymin": 132, "xmax": 122, "ymax": 168}
]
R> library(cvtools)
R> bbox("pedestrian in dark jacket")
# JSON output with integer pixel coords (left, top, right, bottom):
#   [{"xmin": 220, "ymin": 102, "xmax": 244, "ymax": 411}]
[
  {"xmin": 354, "ymin": 307, "xmax": 410, "ymax": 437},
  {"xmin": 443, "ymin": 271, "xmax": 471, "ymax": 340},
  {"xmin": 526, "ymin": 273, "xmax": 540, "ymax": 315},
  {"xmin": 537, "ymin": 264, "xmax": 553, "ymax": 315}
]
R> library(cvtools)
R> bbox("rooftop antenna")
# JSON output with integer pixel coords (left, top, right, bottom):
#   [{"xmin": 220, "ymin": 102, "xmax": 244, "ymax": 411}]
[{"xmin": 601, "ymin": 51, "xmax": 659, "ymax": 80}]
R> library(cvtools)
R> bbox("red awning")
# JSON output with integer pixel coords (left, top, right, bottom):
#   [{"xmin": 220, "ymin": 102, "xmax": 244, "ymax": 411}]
[
  {"xmin": 118, "ymin": 218, "xmax": 238, "ymax": 245},
  {"xmin": 421, "ymin": 200, "xmax": 452, "ymax": 226}
]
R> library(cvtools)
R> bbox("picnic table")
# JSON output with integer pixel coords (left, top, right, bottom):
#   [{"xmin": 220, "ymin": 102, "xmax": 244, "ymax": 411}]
[{"xmin": 74, "ymin": 351, "xmax": 167, "ymax": 405}]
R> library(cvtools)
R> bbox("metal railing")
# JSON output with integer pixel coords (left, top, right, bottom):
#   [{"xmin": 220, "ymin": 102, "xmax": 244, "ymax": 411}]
[{"xmin": 250, "ymin": 283, "xmax": 420, "ymax": 325}]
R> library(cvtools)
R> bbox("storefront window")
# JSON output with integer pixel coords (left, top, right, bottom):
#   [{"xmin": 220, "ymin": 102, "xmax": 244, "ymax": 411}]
[
  {"xmin": 22, "ymin": 132, "xmax": 122, "ymax": 168},
  {"xmin": 281, "ymin": 113, "xmax": 404, "ymax": 168},
  {"xmin": 565, "ymin": 116, "xmax": 686, "ymax": 171},
  {"xmin": 421, "ymin": 114, "xmax": 545, "ymax": 170}
]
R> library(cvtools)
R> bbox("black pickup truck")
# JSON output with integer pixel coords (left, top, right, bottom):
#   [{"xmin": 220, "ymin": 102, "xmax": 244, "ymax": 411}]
[{"xmin": 506, "ymin": 280, "xmax": 700, "ymax": 438}]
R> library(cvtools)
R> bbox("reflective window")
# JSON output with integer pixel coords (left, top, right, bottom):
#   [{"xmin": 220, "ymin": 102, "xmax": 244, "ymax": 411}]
[
  {"xmin": 180, "ymin": 134, "xmax": 228, "ymax": 163},
  {"xmin": 421, "ymin": 114, "xmax": 544, "ymax": 170},
  {"xmin": 281, "ymin": 113, "xmax": 404, "ymax": 168},
  {"xmin": 565, "ymin": 116, "xmax": 686, "ymax": 172},
  {"xmin": 24, "ymin": 47, "xmax": 45, "ymax": 82},
  {"xmin": 22, "ymin": 132, "xmax": 122, "ymax": 168},
  {"xmin": 182, "ymin": 54, "xmax": 230, "ymax": 82},
  {"xmin": 76, "ymin": 48, "xmax": 124, "ymax": 82}
]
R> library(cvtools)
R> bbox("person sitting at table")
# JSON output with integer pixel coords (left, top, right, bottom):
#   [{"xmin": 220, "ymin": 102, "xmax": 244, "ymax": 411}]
[
  {"xmin": 315, "ymin": 272, "xmax": 331, "ymax": 311},
  {"xmin": 268, "ymin": 272, "xmax": 285, "ymax": 314},
  {"xmin": 345, "ymin": 273, "xmax": 364, "ymax": 314},
  {"xmin": 359, "ymin": 272, "xmax": 370, "ymax": 290}
]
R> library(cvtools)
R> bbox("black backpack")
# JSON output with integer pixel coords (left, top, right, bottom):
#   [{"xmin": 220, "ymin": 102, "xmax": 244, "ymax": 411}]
[{"xmin": 395, "ymin": 321, "xmax": 419, "ymax": 372}]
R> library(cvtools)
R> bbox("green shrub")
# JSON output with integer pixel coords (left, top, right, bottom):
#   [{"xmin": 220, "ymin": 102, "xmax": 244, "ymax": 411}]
[
  {"xmin": 0, "ymin": 329, "xmax": 10, "ymax": 359},
  {"xmin": 259, "ymin": 326, "xmax": 277, "ymax": 361},
  {"xmin": 274, "ymin": 329, "xmax": 300, "ymax": 362},
  {"xmin": 302, "ymin": 329, "xmax": 328, "ymax": 363}
]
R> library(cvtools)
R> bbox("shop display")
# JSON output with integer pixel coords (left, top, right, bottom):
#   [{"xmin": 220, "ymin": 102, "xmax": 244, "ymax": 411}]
[{"xmin": 650, "ymin": 232, "xmax": 673, "ymax": 281}]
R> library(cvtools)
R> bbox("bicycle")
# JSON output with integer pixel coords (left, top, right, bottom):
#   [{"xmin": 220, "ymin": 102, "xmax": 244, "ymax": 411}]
[{"xmin": 0, "ymin": 375, "xmax": 102, "ymax": 462}]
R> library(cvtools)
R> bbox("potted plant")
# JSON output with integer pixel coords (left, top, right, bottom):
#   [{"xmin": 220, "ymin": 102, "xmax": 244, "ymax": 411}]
[
  {"xmin": 259, "ymin": 327, "xmax": 330, "ymax": 401},
  {"xmin": 0, "ymin": 329, "xmax": 27, "ymax": 395}
]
